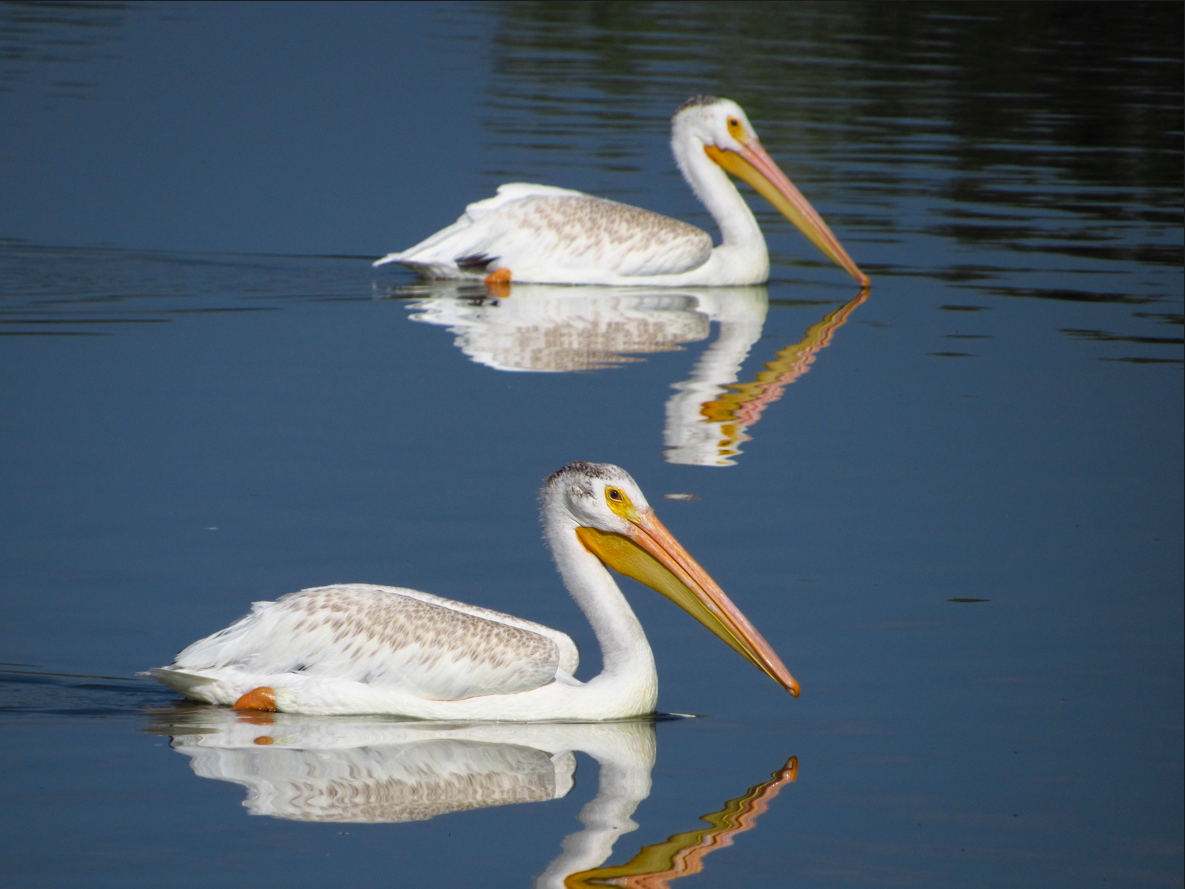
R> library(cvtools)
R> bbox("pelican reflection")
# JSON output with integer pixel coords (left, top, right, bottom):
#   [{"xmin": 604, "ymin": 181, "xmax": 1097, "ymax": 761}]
[
  {"xmin": 387, "ymin": 282, "xmax": 866, "ymax": 466},
  {"xmin": 398, "ymin": 281, "xmax": 714, "ymax": 372},
  {"xmin": 146, "ymin": 707, "xmax": 795, "ymax": 887},
  {"xmin": 667, "ymin": 288, "xmax": 869, "ymax": 465}
]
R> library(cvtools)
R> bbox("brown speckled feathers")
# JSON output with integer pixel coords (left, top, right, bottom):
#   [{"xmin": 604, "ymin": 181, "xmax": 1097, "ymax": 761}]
[{"xmin": 169, "ymin": 585, "xmax": 572, "ymax": 701}]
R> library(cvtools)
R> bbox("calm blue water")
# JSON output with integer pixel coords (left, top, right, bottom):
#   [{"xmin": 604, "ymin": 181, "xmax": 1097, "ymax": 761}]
[{"xmin": 2, "ymin": 3, "xmax": 1181, "ymax": 887}]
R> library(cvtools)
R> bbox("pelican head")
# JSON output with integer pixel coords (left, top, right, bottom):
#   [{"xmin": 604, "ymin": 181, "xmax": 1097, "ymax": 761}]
[
  {"xmin": 543, "ymin": 462, "xmax": 800, "ymax": 697},
  {"xmin": 672, "ymin": 95, "xmax": 869, "ymax": 287}
]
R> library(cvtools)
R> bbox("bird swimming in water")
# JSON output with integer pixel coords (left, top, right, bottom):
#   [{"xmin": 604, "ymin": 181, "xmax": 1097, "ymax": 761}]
[
  {"xmin": 149, "ymin": 462, "xmax": 798, "ymax": 719},
  {"xmin": 375, "ymin": 95, "xmax": 868, "ymax": 288}
]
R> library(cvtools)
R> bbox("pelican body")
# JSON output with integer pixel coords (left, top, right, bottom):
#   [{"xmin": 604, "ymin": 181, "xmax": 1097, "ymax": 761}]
[
  {"xmin": 375, "ymin": 96, "xmax": 868, "ymax": 287},
  {"xmin": 149, "ymin": 463, "xmax": 798, "ymax": 719}
]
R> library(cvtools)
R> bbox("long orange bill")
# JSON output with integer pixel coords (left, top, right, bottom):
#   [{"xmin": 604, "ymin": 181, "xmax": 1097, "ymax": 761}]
[
  {"xmin": 706, "ymin": 141, "xmax": 870, "ymax": 287},
  {"xmin": 576, "ymin": 511, "xmax": 799, "ymax": 697}
]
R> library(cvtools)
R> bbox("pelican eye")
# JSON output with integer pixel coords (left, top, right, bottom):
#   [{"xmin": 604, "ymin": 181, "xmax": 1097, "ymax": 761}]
[{"xmin": 604, "ymin": 486, "xmax": 634, "ymax": 515}]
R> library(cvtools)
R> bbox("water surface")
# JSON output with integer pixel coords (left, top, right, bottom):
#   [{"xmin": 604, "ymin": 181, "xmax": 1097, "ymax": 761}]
[{"xmin": 1, "ymin": 3, "xmax": 1181, "ymax": 887}]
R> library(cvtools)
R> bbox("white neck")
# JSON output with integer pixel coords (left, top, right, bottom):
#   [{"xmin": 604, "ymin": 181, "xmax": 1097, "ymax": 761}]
[
  {"xmin": 543, "ymin": 508, "xmax": 658, "ymax": 703},
  {"xmin": 671, "ymin": 130, "xmax": 770, "ymax": 282}
]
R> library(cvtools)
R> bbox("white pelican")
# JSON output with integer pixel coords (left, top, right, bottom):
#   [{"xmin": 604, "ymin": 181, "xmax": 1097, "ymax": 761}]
[
  {"xmin": 148, "ymin": 462, "xmax": 798, "ymax": 719},
  {"xmin": 374, "ymin": 95, "xmax": 869, "ymax": 287}
]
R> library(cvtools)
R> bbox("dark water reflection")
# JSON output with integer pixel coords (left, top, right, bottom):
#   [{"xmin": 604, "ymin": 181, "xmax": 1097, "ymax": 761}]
[
  {"xmin": 472, "ymin": 0, "xmax": 1183, "ymax": 359},
  {"xmin": 480, "ymin": 5, "xmax": 1182, "ymax": 206},
  {"xmin": 0, "ymin": 1, "xmax": 133, "ymax": 100},
  {"xmin": 1, "ymin": 3, "xmax": 1182, "ymax": 888}
]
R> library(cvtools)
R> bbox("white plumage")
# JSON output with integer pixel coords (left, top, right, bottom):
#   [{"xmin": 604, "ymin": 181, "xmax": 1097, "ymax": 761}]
[
  {"xmin": 375, "ymin": 96, "xmax": 868, "ymax": 287},
  {"xmin": 160, "ymin": 585, "xmax": 578, "ymax": 703},
  {"xmin": 149, "ymin": 462, "xmax": 798, "ymax": 719}
]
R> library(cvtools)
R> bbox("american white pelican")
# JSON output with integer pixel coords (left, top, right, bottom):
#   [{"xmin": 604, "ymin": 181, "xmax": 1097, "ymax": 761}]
[
  {"xmin": 149, "ymin": 462, "xmax": 798, "ymax": 718},
  {"xmin": 374, "ymin": 95, "xmax": 869, "ymax": 287}
]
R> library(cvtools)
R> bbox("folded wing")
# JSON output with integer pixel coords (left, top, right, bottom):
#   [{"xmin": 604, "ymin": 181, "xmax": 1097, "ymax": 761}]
[
  {"xmin": 163, "ymin": 584, "xmax": 579, "ymax": 701},
  {"xmin": 376, "ymin": 183, "xmax": 713, "ymax": 281}
]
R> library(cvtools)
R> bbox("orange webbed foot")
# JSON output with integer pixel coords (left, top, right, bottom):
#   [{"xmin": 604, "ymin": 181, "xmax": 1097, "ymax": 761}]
[
  {"xmin": 232, "ymin": 686, "xmax": 277, "ymax": 711},
  {"xmin": 484, "ymin": 267, "xmax": 512, "ymax": 297}
]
